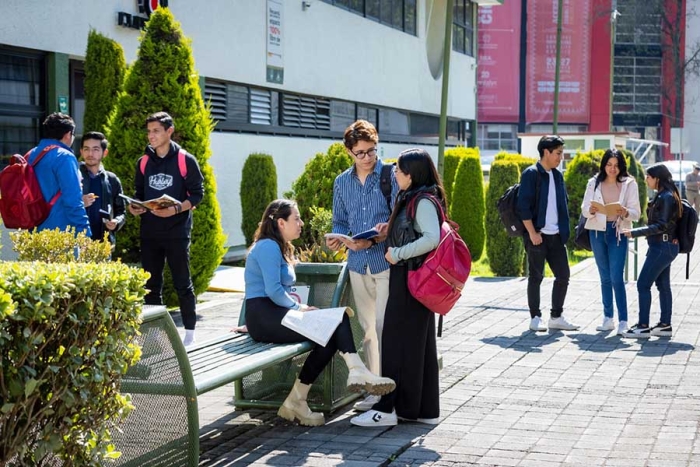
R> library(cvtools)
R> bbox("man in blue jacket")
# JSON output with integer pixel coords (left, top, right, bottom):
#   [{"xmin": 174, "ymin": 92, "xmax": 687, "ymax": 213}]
[
  {"xmin": 517, "ymin": 135, "xmax": 579, "ymax": 332},
  {"xmin": 128, "ymin": 112, "xmax": 204, "ymax": 347},
  {"xmin": 30, "ymin": 112, "xmax": 91, "ymax": 235}
]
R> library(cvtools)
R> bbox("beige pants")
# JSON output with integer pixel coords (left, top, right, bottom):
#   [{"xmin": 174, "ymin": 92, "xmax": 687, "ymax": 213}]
[
  {"xmin": 687, "ymin": 190, "xmax": 700, "ymax": 213},
  {"xmin": 349, "ymin": 268, "xmax": 390, "ymax": 375}
]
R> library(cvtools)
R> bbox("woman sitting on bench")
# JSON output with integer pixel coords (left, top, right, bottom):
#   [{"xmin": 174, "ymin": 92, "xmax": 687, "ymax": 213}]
[{"xmin": 244, "ymin": 199, "xmax": 396, "ymax": 426}]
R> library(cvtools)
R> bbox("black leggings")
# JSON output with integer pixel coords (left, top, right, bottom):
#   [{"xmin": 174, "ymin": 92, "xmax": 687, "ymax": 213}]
[{"xmin": 245, "ymin": 297, "xmax": 356, "ymax": 385}]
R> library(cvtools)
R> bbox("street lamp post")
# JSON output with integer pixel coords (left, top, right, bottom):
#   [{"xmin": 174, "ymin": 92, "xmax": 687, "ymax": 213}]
[
  {"xmin": 438, "ymin": 0, "xmax": 455, "ymax": 177},
  {"xmin": 552, "ymin": 0, "xmax": 563, "ymax": 133}
]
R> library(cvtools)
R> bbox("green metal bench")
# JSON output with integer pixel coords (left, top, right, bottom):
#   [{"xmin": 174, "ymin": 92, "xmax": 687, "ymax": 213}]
[{"xmin": 112, "ymin": 262, "xmax": 361, "ymax": 467}]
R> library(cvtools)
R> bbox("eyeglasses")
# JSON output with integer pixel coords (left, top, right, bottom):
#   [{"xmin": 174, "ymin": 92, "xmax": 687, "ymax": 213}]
[{"xmin": 350, "ymin": 147, "xmax": 377, "ymax": 160}]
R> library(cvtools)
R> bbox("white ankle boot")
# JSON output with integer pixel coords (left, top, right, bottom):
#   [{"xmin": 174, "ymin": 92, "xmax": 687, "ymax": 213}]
[
  {"xmin": 277, "ymin": 379, "xmax": 325, "ymax": 427},
  {"xmin": 341, "ymin": 352, "xmax": 396, "ymax": 396}
]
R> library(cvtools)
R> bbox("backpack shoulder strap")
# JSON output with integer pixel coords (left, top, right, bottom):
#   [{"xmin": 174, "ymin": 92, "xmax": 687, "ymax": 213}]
[
  {"xmin": 379, "ymin": 164, "xmax": 392, "ymax": 211},
  {"xmin": 178, "ymin": 149, "xmax": 188, "ymax": 179},
  {"xmin": 407, "ymin": 193, "xmax": 446, "ymax": 224},
  {"xmin": 139, "ymin": 155, "xmax": 149, "ymax": 175},
  {"xmin": 30, "ymin": 145, "xmax": 60, "ymax": 166}
]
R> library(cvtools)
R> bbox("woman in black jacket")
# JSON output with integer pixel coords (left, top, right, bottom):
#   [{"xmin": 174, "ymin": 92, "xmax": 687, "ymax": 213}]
[{"xmin": 622, "ymin": 163, "xmax": 682, "ymax": 338}]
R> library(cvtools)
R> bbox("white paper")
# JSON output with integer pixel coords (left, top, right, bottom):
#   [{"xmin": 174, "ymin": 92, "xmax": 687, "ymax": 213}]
[{"xmin": 281, "ymin": 307, "xmax": 347, "ymax": 347}]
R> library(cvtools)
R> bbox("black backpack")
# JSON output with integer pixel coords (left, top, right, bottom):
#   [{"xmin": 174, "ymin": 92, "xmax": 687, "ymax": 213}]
[
  {"xmin": 676, "ymin": 199, "xmax": 698, "ymax": 279},
  {"xmin": 379, "ymin": 164, "xmax": 393, "ymax": 212},
  {"xmin": 497, "ymin": 184, "xmax": 526, "ymax": 237}
]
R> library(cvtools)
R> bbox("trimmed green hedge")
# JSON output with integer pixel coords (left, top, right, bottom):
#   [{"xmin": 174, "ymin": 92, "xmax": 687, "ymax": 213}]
[
  {"xmin": 105, "ymin": 9, "xmax": 225, "ymax": 305},
  {"xmin": 240, "ymin": 153, "xmax": 277, "ymax": 246},
  {"xmin": 0, "ymin": 261, "xmax": 147, "ymax": 465},
  {"xmin": 442, "ymin": 150, "xmax": 463, "ymax": 210},
  {"xmin": 285, "ymin": 142, "xmax": 352, "ymax": 247},
  {"xmin": 485, "ymin": 160, "xmax": 524, "ymax": 276},
  {"xmin": 624, "ymin": 149, "xmax": 648, "ymax": 224},
  {"xmin": 564, "ymin": 150, "xmax": 603, "ymax": 250},
  {"xmin": 450, "ymin": 152, "xmax": 485, "ymax": 260},
  {"xmin": 83, "ymin": 29, "xmax": 126, "ymax": 135}
]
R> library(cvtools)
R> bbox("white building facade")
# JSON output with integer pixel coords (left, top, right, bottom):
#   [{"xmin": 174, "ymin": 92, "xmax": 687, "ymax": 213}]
[{"xmin": 0, "ymin": 0, "xmax": 482, "ymax": 257}]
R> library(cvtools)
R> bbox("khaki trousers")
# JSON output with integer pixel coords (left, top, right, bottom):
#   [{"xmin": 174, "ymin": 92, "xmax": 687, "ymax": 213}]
[
  {"xmin": 349, "ymin": 267, "xmax": 390, "ymax": 375},
  {"xmin": 687, "ymin": 190, "xmax": 700, "ymax": 213}
]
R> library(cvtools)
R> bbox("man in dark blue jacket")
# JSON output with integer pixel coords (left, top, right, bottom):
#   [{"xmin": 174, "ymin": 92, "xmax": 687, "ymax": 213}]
[
  {"xmin": 79, "ymin": 131, "xmax": 126, "ymax": 248},
  {"xmin": 517, "ymin": 135, "xmax": 579, "ymax": 333},
  {"xmin": 128, "ymin": 112, "xmax": 204, "ymax": 347}
]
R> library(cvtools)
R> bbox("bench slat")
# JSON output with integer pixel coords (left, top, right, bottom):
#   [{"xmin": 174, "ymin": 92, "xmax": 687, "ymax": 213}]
[{"xmin": 188, "ymin": 337, "xmax": 313, "ymax": 395}]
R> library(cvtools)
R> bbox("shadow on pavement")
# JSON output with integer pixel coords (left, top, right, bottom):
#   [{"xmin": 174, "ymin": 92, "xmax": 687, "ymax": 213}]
[{"xmin": 480, "ymin": 330, "xmax": 564, "ymax": 353}]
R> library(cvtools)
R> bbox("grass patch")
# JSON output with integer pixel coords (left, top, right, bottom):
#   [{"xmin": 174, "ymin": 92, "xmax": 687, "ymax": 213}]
[{"xmin": 470, "ymin": 248, "xmax": 593, "ymax": 278}]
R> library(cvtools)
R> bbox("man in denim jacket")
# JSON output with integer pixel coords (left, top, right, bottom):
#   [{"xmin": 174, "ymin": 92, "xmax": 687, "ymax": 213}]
[{"xmin": 517, "ymin": 135, "xmax": 579, "ymax": 332}]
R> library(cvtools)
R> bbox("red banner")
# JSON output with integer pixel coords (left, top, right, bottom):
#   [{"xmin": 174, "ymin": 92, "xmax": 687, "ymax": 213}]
[
  {"xmin": 526, "ymin": 0, "xmax": 592, "ymax": 124},
  {"xmin": 477, "ymin": 2, "xmax": 521, "ymax": 123}
]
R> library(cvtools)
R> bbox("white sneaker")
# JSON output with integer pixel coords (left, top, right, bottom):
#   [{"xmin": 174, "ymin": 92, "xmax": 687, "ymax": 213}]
[
  {"xmin": 617, "ymin": 321, "xmax": 629, "ymax": 336},
  {"xmin": 529, "ymin": 316, "xmax": 547, "ymax": 331},
  {"xmin": 353, "ymin": 394, "xmax": 381, "ymax": 412},
  {"xmin": 351, "ymin": 409, "xmax": 397, "ymax": 427},
  {"xmin": 548, "ymin": 316, "xmax": 580, "ymax": 331},
  {"xmin": 596, "ymin": 317, "xmax": 615, "ymax": 331},
  {"xmin": 182, "ymin": 330, "xmax": 196, "ymax": 348}
]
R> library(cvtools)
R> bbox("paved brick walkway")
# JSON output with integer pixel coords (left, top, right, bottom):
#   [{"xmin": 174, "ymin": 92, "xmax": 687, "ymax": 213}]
[{"xmin": 173, "ymin": 241, "xmax": 700, "ymax": 466}]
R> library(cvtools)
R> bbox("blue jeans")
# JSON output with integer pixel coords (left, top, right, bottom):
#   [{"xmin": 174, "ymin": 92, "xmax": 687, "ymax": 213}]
[
  {"xmin": 637, "ymin": 240, "xmax": 679, "ymax": 326},
  {"xmin": 590, "ymin": 222, "xmax": 628, "ymax": 322}
]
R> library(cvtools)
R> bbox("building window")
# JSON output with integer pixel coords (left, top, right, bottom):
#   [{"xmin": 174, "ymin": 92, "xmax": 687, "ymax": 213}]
[
  {"xmin": 477, "ymin": 124, "xmax": 517, "ymax": 151},
  {"xmin": 453, "ymin": 0, "xmax": 475, "ymax": 56},
  {"xmin": 321, "ymin": 0, "xmax": 417, "ymax": 35},
  {"xmin": 0, "ymin": 49, "xmax": 45, "ymax": 166},
  {"xmin": 612, "ymin": 56, "xmax": 661, "ymax": 115},
  {"xmin": 615, "ymin": 0, "xmax": 661, "ymax": 46}
]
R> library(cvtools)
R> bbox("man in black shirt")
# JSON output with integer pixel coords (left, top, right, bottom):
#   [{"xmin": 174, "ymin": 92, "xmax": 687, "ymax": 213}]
[
  {"xmin": 79, "ymin": 131, "xmax": 126, "ymax": 247},
  {"xmin": 128, "ymin": 112, "xmax": 205, "ymax": 347}
]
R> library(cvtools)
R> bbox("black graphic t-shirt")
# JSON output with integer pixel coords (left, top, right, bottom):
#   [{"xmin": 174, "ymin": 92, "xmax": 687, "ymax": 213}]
[{"xmin": 134, "ymin": 141, "xmax": 204, "ymax": 239}]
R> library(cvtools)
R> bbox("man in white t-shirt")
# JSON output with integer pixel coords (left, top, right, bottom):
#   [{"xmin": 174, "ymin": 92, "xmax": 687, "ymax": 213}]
[{"xmin": 516, "ymin": 135, "xmax": 580, "ymax": 332}]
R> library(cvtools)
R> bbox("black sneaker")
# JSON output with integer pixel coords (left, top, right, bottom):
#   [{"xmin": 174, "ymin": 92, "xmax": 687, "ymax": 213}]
[
  {"xmin": 650, "ymin": 323, "xmax": 673, "ymax": 337},
  {"xmin": 622, "ymin": 324, "xmax": 651, "ymax": 339}
]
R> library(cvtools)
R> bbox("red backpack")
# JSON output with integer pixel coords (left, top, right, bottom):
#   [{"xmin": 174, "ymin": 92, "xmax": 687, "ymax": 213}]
[
  {"xmin": 406, "ymin": 194, "xmax": 471, "ymax": 334},
  {"xmin": 0, "ymin": 145, "xmax": 61, "ymax": 229}
]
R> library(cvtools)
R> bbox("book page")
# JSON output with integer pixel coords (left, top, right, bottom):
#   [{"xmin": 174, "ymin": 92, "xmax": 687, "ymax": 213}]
[
  {"xmin": 324, "ymin": 233, "xmax": 353, "ymax": 242},
  {"xmin": 289, "ymin": 285, "xmax": 310, "ymax": 305},
  {"xmin": 281, "ymin": 307, "xmax": 347, "ymax": 347},
  {"xmin": 591, "ymin": 201, "xmax": 621, "ymax": 217}
]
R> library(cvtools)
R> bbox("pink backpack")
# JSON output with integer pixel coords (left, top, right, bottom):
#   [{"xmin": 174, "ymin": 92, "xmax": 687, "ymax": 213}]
[
  {"xmin": 139, "ymin": 149, "xmax": 187, "ymax": 178},
  {"xmin": 406, "ymin": 194, "xmax": 472, "ymax": 329}
]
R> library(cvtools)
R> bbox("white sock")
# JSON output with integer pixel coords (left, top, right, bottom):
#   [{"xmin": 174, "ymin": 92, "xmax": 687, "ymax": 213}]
[{"xmin": 183, "ymin": 329, "xmax": 196, "ymax": 346}]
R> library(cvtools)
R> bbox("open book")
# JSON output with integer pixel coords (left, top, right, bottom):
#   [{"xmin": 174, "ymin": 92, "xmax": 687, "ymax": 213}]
[
  {"xmin": 281, "ymin": 307, "xmax": 351, "ymax": 347},
  {"xmin": 590, "ymin": 201, "xmax": 622, "ymax": 217},
  {"xmin": 119, "ymin": 193, "xmax": 180, "ymax": 211},
  {"xmin": 324, "ymin": 228, "xmax": 380, "ymax": 242}
]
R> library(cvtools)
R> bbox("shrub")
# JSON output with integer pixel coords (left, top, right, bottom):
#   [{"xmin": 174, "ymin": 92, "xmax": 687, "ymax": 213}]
[
  {"xmin": 495, "ymin": 151, "xmax": 537, "ymax": 174},
  {"xmin": 83, "ymin": 29, "xmax": 126, "ymax": 135},
  {"xmin": 297, "ymin": 207, "xmax": 347, "ymax": 263},
  {"xmin": 106, "ymin": 9, "xmax": 226, "ymax": 305},
  {"xmin": 240, "ymin": 153, "xmax": 277, "ymax": 246},
  {"xmin": 0, "ymin": 261, "xmax": 148, "ymax": 465},
  {"xmin": 564, "ymin": 150, "xmax": 603, "ymax": 249},
  {"xmin": 10, "ymin": 228, "xmax": 112, "ymax": 263},
  {"xmin": 485, "ymin": 160, "xmax": 524, "ymax": 276},
  {"xmin": 442, "ymin": 150, "xmax": 463, "ymax": 209},
  {"xmin": 450, "ymin": 152, "xmax": 485, "ymax": 260},
  {"xmin": 624, "ymin": 149, "xmax": 648, "ymax": 224},
  {"xmin": 285, "ymin": 142, "xmax": 352, "ymax": 246}
]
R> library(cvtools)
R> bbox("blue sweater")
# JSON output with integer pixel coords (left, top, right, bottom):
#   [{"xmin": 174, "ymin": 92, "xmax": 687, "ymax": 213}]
[
  {"xmin": 244, "ymin": 239, "xmax": 301, "ymax": 310},
  {"xmin": 29, "ymin": 139, "xmax": 91, "ymax": 235}
]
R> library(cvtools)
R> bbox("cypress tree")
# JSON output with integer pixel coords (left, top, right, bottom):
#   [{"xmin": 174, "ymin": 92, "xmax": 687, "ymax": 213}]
[
  {"xmin": 285, "ymin": 142, "xmax": 353, "ymax": 247},
  {"xmin": 106, "ymin": 8, "xmax": 225, "ymax": 305},
  {"xmin": 485, "ymin": 160, "xmax": 523, "ymax": 276},
  {"xmin": 83, "ymin": 29, "xmax": 126, "ymax": 134},
  {"xmin": 442, "ymin": 150, "xmax": 462, "ymax": 209},
  {"xmin": 564, "ymin": 150, "xmax": 603, "ymax": 249},
  {"xmin": 241, "ymin": 153, "xmax": 277, "ymax": 246},
  {"xmin": 450, "ymin": 153, "xmax": 485, "ymax": 261}
]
